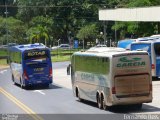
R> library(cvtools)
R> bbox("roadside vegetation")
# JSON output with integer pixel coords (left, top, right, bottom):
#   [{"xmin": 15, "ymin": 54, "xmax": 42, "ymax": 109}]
[
  {"xmin": 1, "ymin": 0, "xmax": 160, "ymax": 65},
  {"xmin": 51, "ymin": 55, "xmax": 71, "ymax": 62},
  {"xmin": 0, "ymin": 50, "xmax": 8, "ymax": 57},
  {"xmin": 0, "ymin": 48, "xmax": 79, "ymax": 66},
  {"xmin": 0, "ymin": 59, "xmax": 7, "ymax": 65},
  {"xmin": 1, "ymin": 0, "xmax": 160, "ymax": 47}
]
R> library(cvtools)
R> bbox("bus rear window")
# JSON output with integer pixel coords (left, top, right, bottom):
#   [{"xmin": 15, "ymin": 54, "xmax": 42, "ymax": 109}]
[
  {"xmin": 154, "ymin": 43, "xmax": 160, "ymax": 56},
  {"xmin": 24, "ymin": 50, "xmax": 49, "ymax": 60}
]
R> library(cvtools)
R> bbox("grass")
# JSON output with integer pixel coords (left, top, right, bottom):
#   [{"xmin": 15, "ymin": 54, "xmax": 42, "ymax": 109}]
[
  {"xmin": 0, "ymin": 59, "xmax": 8, "ymax": 65},
  {"xmin": 0, "ymin": 49, "xmax": 8, "ymax": 56},
  {"xmin": 51, "ymin": 49, "xmax": 79, "ymax": 55},
  {"xmin": 51, "ymin": 55, "xmax": 71, "ymax": 62}
]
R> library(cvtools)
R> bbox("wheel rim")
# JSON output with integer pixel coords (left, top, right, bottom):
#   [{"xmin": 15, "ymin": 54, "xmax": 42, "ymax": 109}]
[{"xmin": 102, "ymin": 97, "xmax": 106, "ymax": 110}]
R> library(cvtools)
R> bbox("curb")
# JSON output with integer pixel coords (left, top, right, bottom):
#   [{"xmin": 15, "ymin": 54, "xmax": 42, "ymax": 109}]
[{"xmin": 0, "ymin": 66, "xmax": 9, "ymax": 70}]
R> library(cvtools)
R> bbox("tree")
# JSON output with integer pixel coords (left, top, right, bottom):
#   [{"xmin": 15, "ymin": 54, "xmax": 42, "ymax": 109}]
[
  {"xmin": 0, "ymin": 0, "xmax": 17, "ymax": 17},
  {"xmin": 15, "ymin": 0, "xmax": 101, "ymax": 43},
  {"xmin": 27, "ymin": 25, "xmax": 49, "ymax": 45},
  {"xmin": 2, "ymin": 0, "xmax": 160, "ymax": 45},
  {"xmin": 0, "ymin": 17, "xmax": 26, "ymax": 44},
  {"xmin": 111, "ymin": 0, "xmax": 160, "ymax": 39},
  {"xmin": 28, "ymin": 16, "xmax": 53, "ymax": 45},
  {"xmin": 76, "ymin": 24, "xmax": 98, "ymax": 48}
]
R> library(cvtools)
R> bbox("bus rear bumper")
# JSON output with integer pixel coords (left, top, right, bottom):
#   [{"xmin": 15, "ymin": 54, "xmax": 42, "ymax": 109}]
[
  {"xmin": 110, "ymin": 94, "xmax": 152, "ymax": 106},
  {"xmin": 24, "ymin": 78, "xmax": 52, "ymax": 86}
]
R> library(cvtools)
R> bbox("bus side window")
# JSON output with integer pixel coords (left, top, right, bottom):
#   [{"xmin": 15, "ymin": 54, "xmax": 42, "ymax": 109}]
[
  {"xmin": 154, "ymin": 44, "xmax": 160, "ymax": 56},
  {"xmin": 105, "ymin": 58, "xmax": 109, "ymax": 62}
]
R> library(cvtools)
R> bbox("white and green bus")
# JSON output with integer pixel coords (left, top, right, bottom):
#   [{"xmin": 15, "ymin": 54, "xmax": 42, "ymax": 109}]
[{"xmin": 69, "ymin": 47, "xmax": 152, "ymax": 110}]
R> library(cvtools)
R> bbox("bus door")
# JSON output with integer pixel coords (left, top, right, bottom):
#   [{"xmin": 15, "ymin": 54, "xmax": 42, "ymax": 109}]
[
  {"xmin": 23, "ymin": 49, "xmax": 52, "ymax": 83},
  {"xmin": 154, "ymin": 43, "xmax": 160, "ymax": 77}
]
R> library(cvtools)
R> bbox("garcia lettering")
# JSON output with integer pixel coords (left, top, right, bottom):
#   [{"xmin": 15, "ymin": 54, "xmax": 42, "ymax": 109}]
[{"xmin": 117, "ymin": 61, "xmax": 145, "ymax": 68}]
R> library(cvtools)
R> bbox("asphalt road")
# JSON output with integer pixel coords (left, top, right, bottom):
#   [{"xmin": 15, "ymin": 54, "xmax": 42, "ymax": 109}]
[{"xmin": 0, "ymin": 62, "xmax": 160, "ymax": 120}]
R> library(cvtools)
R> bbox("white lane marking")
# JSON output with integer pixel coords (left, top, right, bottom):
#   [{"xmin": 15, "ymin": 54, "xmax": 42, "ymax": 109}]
[
  {"xmin": 0, "ymin": 70, "xmax": 7, "ymax": 74},
  {"xmin": 34, "ymin": 90, "xmax": 45, "ymax": 95}
]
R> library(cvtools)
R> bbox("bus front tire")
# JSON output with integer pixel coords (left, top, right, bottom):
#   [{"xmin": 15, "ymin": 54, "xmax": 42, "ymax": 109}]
[
  {"xmin": 101, "ymin": 95, "xmax": 107, "ymax": 110},
  {"xmin": 76, "ymin": 88, "xmax": 83, "ymax": 102}
]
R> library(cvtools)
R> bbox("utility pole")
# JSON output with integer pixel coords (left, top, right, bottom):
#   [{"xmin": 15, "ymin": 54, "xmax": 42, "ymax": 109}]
[
  {"xmin": 103, "ymin": 21, "xmax": 108, "ymax": 46},
  {"xmin": 158, "ymin": 22, "xmax": 160, "ymax": 34},
  {"xmin": 4, "ymin": 0, "xmax": 9, "ymax": 45},
  {"xmin": 115, "ymin": 21, "xmax": 117, "ymax": 43}
]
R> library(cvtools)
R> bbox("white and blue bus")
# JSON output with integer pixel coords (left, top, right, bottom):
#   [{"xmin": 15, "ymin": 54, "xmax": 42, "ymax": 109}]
[
  {"xmin": 117, "ymin": 39, "xmax": 136, "ymax": 49},
  {"xmin": 69, "ymin": 47, "xmax": 152, "ymax": 110},
  {"xmin": 8, "ymin": 43, "xmax": 52, "ymax": 88},
  {"xmin": 131, "ymin": 40, "xmax": 160, "ymax": 79},
  {"xmin": 118, "ymin": 37, "xmax": 160, "ymax": 79}
]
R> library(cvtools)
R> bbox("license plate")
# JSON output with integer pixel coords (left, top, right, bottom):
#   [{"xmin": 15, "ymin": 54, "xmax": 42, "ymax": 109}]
[{"xmin": 37, "ymin": 81, "xmax": 42, "ymax": 83}]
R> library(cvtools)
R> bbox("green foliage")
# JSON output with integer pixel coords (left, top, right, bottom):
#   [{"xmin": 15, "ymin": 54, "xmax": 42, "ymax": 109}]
[
  {"xmin": 111, "ymin": 0, "xmax": 160, "ymax": 39},
  {"xmin": 0, "ymin": 59, "xmax": 7, "ymax": 65},
  {"xmin": 51, "ymin": 55, "xmax": 71, "ymax": 62},
  {"xmin": 1, "ymin": 0, "xmax": 160, "ymax": 45},
  {"xmin": 127, "ymin": 0, "xmax": 152, "ymax": 7},
  {"xmin": 29, "ymin": 16, "xmax": 53, "ymax": 29},
  {"xmin": 27, "ymin": 25, "xmax": 49, "ymax": 45},
  {"xmin": 0, "ymin": 17, "xmax": 26, "ymax": 44},
  {"xmin": 77, "ymin": 24, "xmax": 98, "ymax": 41},
  {"xmin": 0, "ymin": 49, "xmax": 7, "ymax": 56}
]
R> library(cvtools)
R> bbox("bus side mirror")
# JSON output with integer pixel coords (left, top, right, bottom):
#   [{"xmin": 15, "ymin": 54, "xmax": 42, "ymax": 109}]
[{"xmin": 67, "ymin": 64, "xmax": 71, "ymax": 75}]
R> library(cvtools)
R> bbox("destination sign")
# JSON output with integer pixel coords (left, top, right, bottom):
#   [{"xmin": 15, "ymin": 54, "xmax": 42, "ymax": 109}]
[{"xmin": 27, "ymin": 51, "xmax": 46, "ymax": 57}]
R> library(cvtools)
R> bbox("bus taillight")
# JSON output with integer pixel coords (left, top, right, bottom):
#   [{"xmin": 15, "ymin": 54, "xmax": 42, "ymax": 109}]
[
  {"xmin": 23, "ymin": 70, "xmax": 29, "ymax": 80},
  {"xmin": 49, "ymin": 68, "xmax": 52, "ymax": 77},
  {"xmin": 152, "ymin": 64, "xmax": 155, "ymax": 69},
  {"xmin": 112, "ymin": 87, "xmax": 116, "ymax": 94}
]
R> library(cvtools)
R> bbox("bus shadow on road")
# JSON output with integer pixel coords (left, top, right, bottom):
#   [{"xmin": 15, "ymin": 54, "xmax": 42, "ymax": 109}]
[
  {"xmin": 15, "ymin": 84, "xmax": 62, "ymax": 90},
  {"xmin": 108, "ymin": 104, "xmax": 160, "ymax": 113},
  {"xmin": 78, "ymin": 100, "xmax": 160, "ymax": 113}
]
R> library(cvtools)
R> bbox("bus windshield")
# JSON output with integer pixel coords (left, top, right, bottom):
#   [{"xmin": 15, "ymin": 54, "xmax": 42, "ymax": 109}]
[{"xmin": 24, "ymin": 50, "xmax": 49, "ymax": 61}]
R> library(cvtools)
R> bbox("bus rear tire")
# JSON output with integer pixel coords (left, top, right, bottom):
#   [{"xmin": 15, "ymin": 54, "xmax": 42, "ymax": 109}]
[
  {"xmin": 12, "ymin": 74, "xmax": 15, "ymax": 84},
  {"xmin": 20, "ymin": 79, "xmax": 24, "ymax": 89},
  {"xmin": 45, "ymin": 84, "xmax": 49, "ymax": 88},
  {"xmin": 97, "ymin": 94, "xmax": 102, "ymax": 109},
  {"xmin": 101, "ymin": 95, "xmax": 108, "ymax": 110}
]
